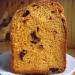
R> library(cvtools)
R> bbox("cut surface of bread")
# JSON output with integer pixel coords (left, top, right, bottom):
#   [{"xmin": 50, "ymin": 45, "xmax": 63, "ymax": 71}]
[{"xmin": 10, "ymin": 1, "xmax": 67, "ymax": 74}]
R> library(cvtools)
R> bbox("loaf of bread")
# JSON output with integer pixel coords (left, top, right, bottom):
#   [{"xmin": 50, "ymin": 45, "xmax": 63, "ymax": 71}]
[{"xmin": 10, "ymin": 1, "xmax": 67, "ymax": 74}]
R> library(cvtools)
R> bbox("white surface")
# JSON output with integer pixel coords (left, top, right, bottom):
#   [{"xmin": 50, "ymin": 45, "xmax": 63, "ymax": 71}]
[{"xmin": 0, "ymin": 51, "xmax": 75, "ymax": 75}]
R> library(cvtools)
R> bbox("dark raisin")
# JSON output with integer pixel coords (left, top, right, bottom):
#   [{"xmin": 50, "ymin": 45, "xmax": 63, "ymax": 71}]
[
  {"xmin": 30, "ymin": 41, "xmax": 37, "ymax": 44},
  {"xmin": 58, "ymin": 9, "xmax": 62, "ymax": 13},
  {"xmin": 49, "ymin": 16, "xmax": 52, "ymax": 20},
  {"xmin": 23, "ymin": 19, "xmax": 29, "ymax": 23},
  {"xmin": 53, "ymin": 30, "xmax": 58, "ymax": 34},
  {"xmin": 59, "ymin": 10, "xmax": 62, "ymax": 13},
  {"xmin": 30, "ymin": 31, "xmax": 40, "ymax": 44},
  {"xmin": 22, "ymin": 10, "xmax": 30, "ymax": 17},
  {"xmin": 37, "ymin": 27, "xmax": 39, "ymax": 32},
  {"xmin": 19, "ymin": 50, "xmax": 27, "ymax": 61},
  {"xmin": 49, "ymin": 68, "xmax": 59, "ymax": 73},
  {"xmin": 51, "ymin": 11, "xmax": 56, "ymax": 13},
  {"xmin": 31, "ymin": 31, "xmax": 40, "ymax": 41},
  {"xmin": 5, "ymin": 32, "xmax": 10, "ymax": 41},
  {"xmin": 23, "ymin": 20, "xmax": 26, "ymax": 23},
  {"xmin": 39, "ymin": 45, "xmax": 44, "ymax": 49},
  {"xmin": 51, "ymin": 3, "xmax": 53, "ymax": 5}
]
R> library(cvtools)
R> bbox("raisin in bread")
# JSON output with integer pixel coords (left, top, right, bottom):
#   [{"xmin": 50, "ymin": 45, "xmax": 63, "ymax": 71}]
[{"xmin": 10, "ymin": 1, "xmax": 67, "ymax": 74}]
